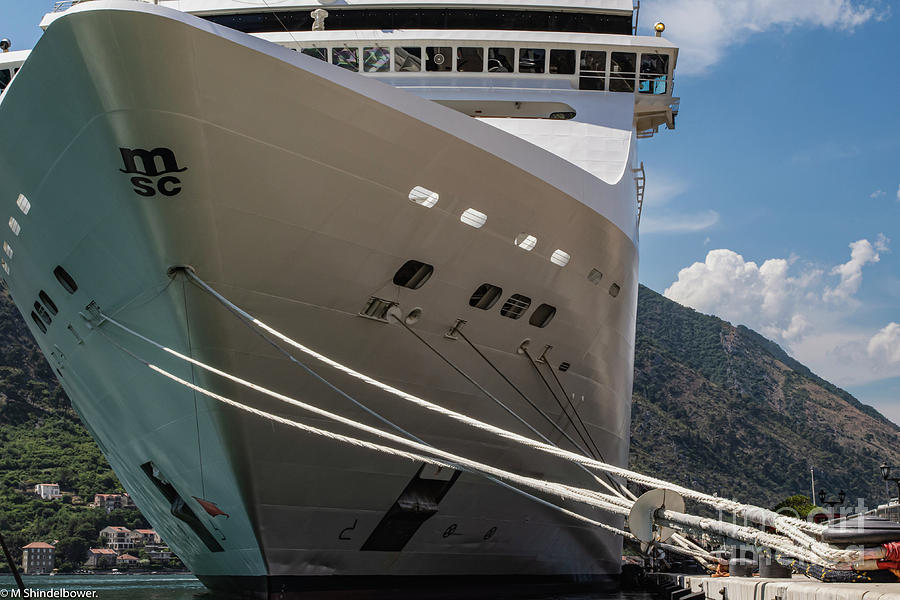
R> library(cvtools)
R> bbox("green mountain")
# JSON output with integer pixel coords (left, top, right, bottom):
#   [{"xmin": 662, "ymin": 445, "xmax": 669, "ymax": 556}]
[
  {"xmin": 630, "ymin": 285, "xmax": 900, "ymax": 507},
  {"xmin": 0, "ymin": 284, "xmax": 898, "ymax": 566}
]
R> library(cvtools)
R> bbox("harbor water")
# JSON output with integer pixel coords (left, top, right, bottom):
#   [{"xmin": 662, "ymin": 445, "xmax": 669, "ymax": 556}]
[{"xmin": 0, "ymin": 575, "xmax": 657, "ymax": 600}]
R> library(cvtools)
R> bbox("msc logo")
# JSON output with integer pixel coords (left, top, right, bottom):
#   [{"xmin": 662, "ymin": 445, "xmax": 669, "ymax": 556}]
[{"xmin": 119, "ymin": 147, "xmax": 187, "ymax": 197}]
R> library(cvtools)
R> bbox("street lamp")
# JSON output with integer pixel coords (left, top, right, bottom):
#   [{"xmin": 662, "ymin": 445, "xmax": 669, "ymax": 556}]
[
  {"xmin": 882, "ymin": 462, "xmax": 900, "ymax": 503},
  {"xmin": 818, "ymin": 488, "xmax": 845, "ymax": 511}
]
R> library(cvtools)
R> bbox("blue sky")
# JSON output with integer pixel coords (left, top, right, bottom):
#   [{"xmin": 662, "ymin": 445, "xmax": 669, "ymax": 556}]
[{"xmin": 3, "ymin": 1, "xmax": 899, "ymax": 422}]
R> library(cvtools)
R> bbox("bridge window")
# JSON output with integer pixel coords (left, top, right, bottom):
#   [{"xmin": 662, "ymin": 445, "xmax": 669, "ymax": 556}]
[
  {"xmin": 332, "ymin": 47, "xmax": 360, "ymax": 71},
  {"xmin": 16, "ymin": 194, "xmax": 30, "ymax": 215},
  {"xmin": 301, "ymin": 48, "xmax": 327, "ymax": 61},
  {"xmin": 8, "ymin": 217, "xmax": 20, "ymax": 236},
  {"xmin": 515, "ymin": 233, "xmax": 537, "ymax": 252},
  {"xmin": 2, "ymin": 241, "xmax": 11, "ymax": 259},
  {"xmin": 457, "ymin": 47, "xmax": 484, "ymax": 72},
  {"xmin": 395, "ymin": 47, "xmax": 422, "ymax": 71},
  {"xmin": 500, "ymin": 294, "xmax": 531, "ymax": 319},
  {"xmin": 488, "ymin": 48, "xmax": 514, "ymax": 73},
  {"xmin": 639, "ymin": 53, "xmax": 669, "ymax": 95},
  {"xmin": 610, "ymin": 52, "xmax": 636, "ymax": 92},
  {"xmin": 549, "ymin": 49, "xmax": 575, "ymax": 75},
  {"xmin": 460, "ymin": 208, "xmax": 487, "ymax": 228},
  {"xmin": 426, "ymin": 47, "xmax": 452, "ymax": 71},
  {"xmin": 409, "ymin": 186, "xmax": 439, "ymax": 207},
  {"xmin": 470, "ymin": 283, "xmax": 503, "ymax": 310},
  {"xmin": 0, "ymin": 69, "xmax": 9, "ymax": 92},
  {"xmin": 364, "ymin": 47, "xmax": 391, "ymax": 72},
  {"xmin": 519, "ymin": 48, "xmax": 546, "ymax": 73},
  {"xmin": 579, "ymin": 50, "xmax": 606, "ymax": 90}
]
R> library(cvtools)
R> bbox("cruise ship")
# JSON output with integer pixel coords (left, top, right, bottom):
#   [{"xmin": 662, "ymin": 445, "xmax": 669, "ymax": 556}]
[{"xmin": 0, "ymin": 0, "xmax": 678, "ymax": 596}]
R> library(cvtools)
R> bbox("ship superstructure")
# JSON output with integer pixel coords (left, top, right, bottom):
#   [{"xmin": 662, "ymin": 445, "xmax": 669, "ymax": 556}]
[{"xmin": 0, "ymin": 0, "xmax": 678, "ymax": 596}]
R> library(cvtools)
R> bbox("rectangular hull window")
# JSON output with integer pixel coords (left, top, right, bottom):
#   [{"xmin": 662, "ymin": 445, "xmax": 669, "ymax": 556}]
[
  {"xmin": 30, "ymin": 311, "xmax": 47, "ymax": 334},
  {"xmin": 302, "ymin": 48, "xmax": 327, "ymax": 61},
  {"xmin": 469, "ymin": 284, "xmax": 502, "ymax": 310},
  {"xmin": 529, "ymin": 303, "xmax": 556, "ymax": 328},
  {"xmin": 39, "ymin": 291, "xmax": 58, "ymax": 315},
  {"xmin": 500, "ymin": 294, "xmax": 531, "ymax": 319},
  {"xmin": 610, "ymin": 52, "xmax": 636, "ymax": 92},
  {"xmin": 332, "ymin": 48, "xmax": 360, "ymax": 71},
  {"xmin": 426, "ymin": 47, "xmax": 452, "ymax": 71},
  {"xmin": 519, "ymin": 49, "xmax": 546, "ymax": 73},
  {"xmin": 549, "ymin": 49, "xmax": 575, "ymax": 74},
  {"xmin": 488, "ymin": 48, "xmax": 514, "ymax": 73},
  {"xmin": 364, "ymin": 47, "xmax": 390, "ymax": 72},
  {"xmin": 53, "ymin": 266, "xmax": 78, "ymax": 294},
  {"xmin": 457, "ymin": 47, "xmax": 484, "ymax": 72},
  {"xmin": 392, "ymin": 260, "xmax": 434, "ymax": 289},
  {"xmin": 579, "ymin": 50, "xmax": 606, "ymax": 90}
]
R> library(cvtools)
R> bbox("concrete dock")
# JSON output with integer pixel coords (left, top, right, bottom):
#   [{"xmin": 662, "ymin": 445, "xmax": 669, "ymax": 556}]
[{"xmin": 651, "ymin": 572, "xmax": 900, "ymax": 600}]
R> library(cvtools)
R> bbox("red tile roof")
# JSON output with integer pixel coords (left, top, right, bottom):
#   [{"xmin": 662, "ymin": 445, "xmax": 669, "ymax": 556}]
[
  {"xmin": 134, "ymin": 529, "xmax": 156, "ymax": 534},
  {"xmin": 23, "ymin": 542, "xmax": 54, "ymax": 549},
  {"xmin": 89, "ymin": 548, "xmax": 117, "ymax": 555},
  {"xmin": 117, "ymin": 554, "xmax": 139, "ymax": 561}
]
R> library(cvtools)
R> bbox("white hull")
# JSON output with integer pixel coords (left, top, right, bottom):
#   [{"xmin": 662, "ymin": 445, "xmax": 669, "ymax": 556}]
[{"xmin": 0, "ymin": 2, "xmax": 641, "ymax": 596}]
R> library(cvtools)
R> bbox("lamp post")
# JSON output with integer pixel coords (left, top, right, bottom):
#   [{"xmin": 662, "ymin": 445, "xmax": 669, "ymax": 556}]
[
  {"xmin": 881, "ymin": 463, "xmax": 900, "ymax": 504},
  {"xmin": 818, "ymin": 488, "xmax": 845, "ymax": 519}
]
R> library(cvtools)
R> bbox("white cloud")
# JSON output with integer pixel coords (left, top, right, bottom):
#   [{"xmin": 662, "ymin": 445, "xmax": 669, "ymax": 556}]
[
  {"xmin": 875, "ymin": 233, "xmax": 891, "ymax": 253},
  {"xmin": 868, "ymin": 323, "xmax": 900, "ymax": 366},
  {"xmin": 823, "ymin": 239, "xmax": 880, "ymax": 302},
  {"xmin": 641, "ymin": 0, "xmax": 880, "ymax": 75},
  {"xmin": 871, "ymin": 190, "xmax": 886, "ymax": 199},
  {"xmin": 663, "ymin": 236, "xmax": 893, "ymax": 386},
  {"xmin": 641, "ymin": 210, "xmax": 719, "ymax": 234},
  {"xmin": 897, "ymin": 184, "xmax": 900, "ymax": 201}
]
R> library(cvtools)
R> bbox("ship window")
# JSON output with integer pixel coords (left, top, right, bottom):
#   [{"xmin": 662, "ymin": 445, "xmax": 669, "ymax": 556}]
[
  {"xmin": 364, "ymin": 47, "xmax": 391, "ymax": 72},
  {"xmin": 301, "ymin": 47, "xmax": 327, "ymax": 61},
  {"xmin": 16, "ymin": 194, "xmax": 30, "ymax": 215},
  {"xmin": 8, "ymin": 217, "xmax": 20, "ymax": 236},
  {"xmin": 332, "ymin": 47, "xmax": 360, "ymax": 71},
  {"xmin": 487, "ymin": 48, "xmax": 514, "ymax": 73},
  {"xmin": 529, "ymin": 303, "xmax": 556, "ymax": 328},
  {"xmin": 457, "ymin": 47, "xmax": 484, "ymax": 72},
  {"xmin": 0, "ymin": 259, "xmax": 7, "ymax": 275},
  {"xmin": 609, "ymin": 283, "xmax": 621, "ymax": 297},
  {"xmin": 460, "ymin": 208, "xmax": 487, "ymax": 228},
  {"xmin": 639, "ymin": 53, "xmax": 669, "ymax": 95},
  {"xmin": 31, "ymin": 311, "xmax": 47, "ymax": 334},
  {"xmin": 587, "ymin": 268, "xmax": 603, "ymax": 284},
  {"xmin": 500, "ymin": 294, "xmax": 531, "ymax": 319},
  {"xmin": 579, "ymin": 50, "xmax": 606, "ymax": 90},
  {"xmin": 392, "ymin": 260, "xmax": 434, "ymax": 289},
  {"xmin": 409, "ymin": 186, "xmax": 439, "ymax": 207},
  {"xmin": 0, "ymin": 70, "xmax": 9, "ymax": 92},
  {"xmin": 519, "ymin": 48, "xmax": 545, "ymax": 73},
  {"xmin": 610, "ymin": 52, "xmax": 636, "ymax": 92},
  {"xmin": 53, "ymin": 266, "xmax": 78, "ymax": 294},
  {"xmin": 549, "ymin": 49, "xmax": 575, "ymax": 74},
  {"xmin": 550, "ymin": 249, "xmax": 570, "ymax": 267},
  {"xmin": 395, "ymin": 47, "xmax": 422, "ymax": 71},
  {"xmin": 514, "ymin": 233, "xmax": 537, "ymax": 252},
  {"xmin": 2, "ymin": 241, "xmax": 11, "ymax": 259},
  {"xmin": 426, "ymin": 47, "xmax": 452, "ymax": 71},
  {"xmin": 469, "ymin": 283, "xmax": 502, "ymax": 310},
  {"xmin": 39, "ymin": 291, "xmax": 58, "ymax": 315},
  {"xmin": 34, "ymin": 302, "xmax": 52, "ymax": 326}
]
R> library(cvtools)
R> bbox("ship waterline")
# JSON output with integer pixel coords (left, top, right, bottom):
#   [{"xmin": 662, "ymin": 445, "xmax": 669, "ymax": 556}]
[{"xmin": 0, "ymin": 0, "xmax": 676, "ymax": 596}]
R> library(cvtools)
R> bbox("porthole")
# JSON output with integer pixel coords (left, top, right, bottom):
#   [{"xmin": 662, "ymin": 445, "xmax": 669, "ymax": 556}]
[
  {"xmin": 8, "ymin": 217, "xmax": 20, "ymax": 236},
  {"xmin": 469, "ymin": 283, "xmax": 502, "ymax": 310},
  {"xmin": 528, "ymin": 303, "xmax": 556, "ymax": 328},
  {"xmin": 409, "ymin": 186, "xmax": 439, "ymax": 208},
  {"xmin": 392, "ymin": 260, "xmax": 434, "ymax": 290},
  {"xmin": 609, "ymin": 283, "xmax": 621, "ymax": 297},
  {"xmin": 39, "ymin": 291, "xmax": 58, "ymax": 315},
  {"xmin": 34, "ymin": 302, "xmax": 52, "ymax": 325},
  {"xmin": 460, "ymin": 208, "xmax": 487, "ymax": 228},
  {"xmin": 514, "ymin": 233, "xmax": 537, "ymax": 252},
  {"xmin": 2, "ymin": 241, "xmax": 11, "ymax": 258},
  {"xmin": 500, "ymin": 293, "xmax": 531, "ymax": 319},
  {"xmin": 53, "ymin": 266, "xmax": 78, "ymax": 294},
  {"xmin": 16, "ymin": 194, "xmax": 30, "ymax": 215},
  {"xmin": 30, "ymin": 311, "xmax": 47, "ymax": 334},
  {"xmin": 550, "ymin": 249, "xmax": 570, "ymax": 267},
  {"xmin": 587, "ymin": 268, "xmax": 603, "ymax": 284},
  {"xmin": 559, "ymin": 362, "xmax": 571, "ymax": 372}
]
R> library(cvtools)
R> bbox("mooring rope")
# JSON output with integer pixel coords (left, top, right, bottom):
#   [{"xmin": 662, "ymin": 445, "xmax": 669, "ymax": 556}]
[
  {"xmin": 179, "ymin": 271, "xmax": 840, "ymax": 551},
  {"xmin": 97, "ymin": 303, "xmax": 861, "ymax": 568}
]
